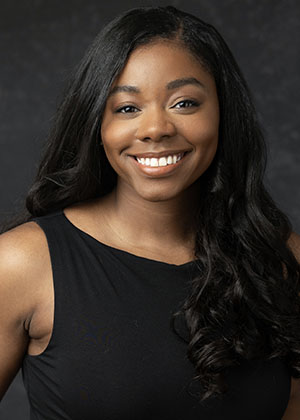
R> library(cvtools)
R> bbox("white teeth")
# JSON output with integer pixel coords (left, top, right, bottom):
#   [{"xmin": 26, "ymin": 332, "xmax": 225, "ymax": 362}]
[
  {"xmin": 136, "ymin": 153, "xmax": 184, "ymax": 167},
  {"xmin": 150, "ymin": 158, "xmax": 159, "ymax": 167},
  {"xmin": 158, "ymin": 157, "xmax": 167, "ymax": 166}
]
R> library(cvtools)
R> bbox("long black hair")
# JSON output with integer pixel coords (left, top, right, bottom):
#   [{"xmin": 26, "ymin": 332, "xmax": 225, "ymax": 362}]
[{"xmin": 2, "ymin": 5, "xmax": 300, "ymax": 402}]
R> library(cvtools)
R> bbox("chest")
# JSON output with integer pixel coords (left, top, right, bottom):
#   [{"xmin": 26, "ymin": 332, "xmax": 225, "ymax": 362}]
[{"xmin": 22, "ymin": 223, "xmax": 292, "ymax": 419}]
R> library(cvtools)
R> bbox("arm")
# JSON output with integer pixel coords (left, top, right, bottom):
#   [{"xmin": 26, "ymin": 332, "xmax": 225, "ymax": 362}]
[
  {"xmin": 282, "ymin": 231, "xmax": 300, "ymax": 419},
  {"xmin": 0, "ymin": 223, "xmax": 40, "ymax": 400},
  {"xmin": 282, "ymin": 378, "xmax": 300, "ymax": 420}
]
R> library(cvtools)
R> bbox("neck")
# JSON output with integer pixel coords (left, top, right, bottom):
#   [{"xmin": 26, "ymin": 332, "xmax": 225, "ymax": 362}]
[{"xmin": 101, "ymin": 179, "xmax": 201, "ymax": 250}]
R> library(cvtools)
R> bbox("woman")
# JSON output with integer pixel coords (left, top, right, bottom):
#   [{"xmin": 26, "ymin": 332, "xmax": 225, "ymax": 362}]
[{"xmin": 0, "ymin": 5, "xmax": 300, "ymax": 419}]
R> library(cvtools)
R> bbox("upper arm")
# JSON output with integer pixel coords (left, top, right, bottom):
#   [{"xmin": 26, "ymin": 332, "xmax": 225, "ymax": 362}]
[
  {"xmin": 285, "ymin": 231, "xmax": 300, "ymax": 402},
  {"xmin": 0, "ymin": 222, "xmax": 44, "ymax": 400}
]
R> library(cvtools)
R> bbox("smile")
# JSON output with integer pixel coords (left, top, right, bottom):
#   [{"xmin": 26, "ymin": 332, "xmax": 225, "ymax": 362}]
[
  {"xmin": 135, "ymin": 152, "xmax": 184, "ymax": 167},
  {"xmin": 130, "ymin": 151, "xmax": 190, "ymax": 177}
]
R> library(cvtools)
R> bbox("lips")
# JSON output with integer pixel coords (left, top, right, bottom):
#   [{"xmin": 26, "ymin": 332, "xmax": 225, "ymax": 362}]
[
  {"xmin": 129, "ymin": 150, "xmax": 190, "ymax": 177},
  {"xmin": 130, "ymin": 150, "xmax": 191, "ymax": 159}
]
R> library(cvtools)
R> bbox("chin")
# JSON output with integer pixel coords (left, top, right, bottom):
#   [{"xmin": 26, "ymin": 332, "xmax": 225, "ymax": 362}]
[{"xmin": 135, "ymin": 186, "xmax": 183, "ymax": 202}]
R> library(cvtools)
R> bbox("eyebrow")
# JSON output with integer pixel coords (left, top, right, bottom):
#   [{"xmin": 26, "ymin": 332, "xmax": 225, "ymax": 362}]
[{"xmin": 108, "ymin": 77, "xmax": 206, "ymax": 97}]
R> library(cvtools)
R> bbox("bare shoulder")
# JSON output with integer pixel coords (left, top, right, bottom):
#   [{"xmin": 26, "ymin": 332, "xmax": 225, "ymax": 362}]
[
  {"xmin": 0, "ymin": 220, "xmax": 51, "ymax": 327},
  {"xmin": 0, "ymin": 220, "xmax": 50, "ymax": 277}
]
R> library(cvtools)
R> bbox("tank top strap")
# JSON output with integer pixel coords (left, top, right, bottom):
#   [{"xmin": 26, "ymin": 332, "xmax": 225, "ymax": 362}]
[
  {"xmin": 29, "ymin": 207, "xmax": 113, "ymax": 313},
  {"xmin": 29, "ymin": 209, "xmax": 82, "ymax": 351},
  {"xmin": 31, "ymin": 208, "xmax": 74, "ymax": 281}
]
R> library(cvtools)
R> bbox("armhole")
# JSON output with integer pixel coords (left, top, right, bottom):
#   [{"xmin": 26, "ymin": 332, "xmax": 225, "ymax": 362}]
[{"xmin": 24, "ymin": 219, "xmax": 57, "ymax": 359}]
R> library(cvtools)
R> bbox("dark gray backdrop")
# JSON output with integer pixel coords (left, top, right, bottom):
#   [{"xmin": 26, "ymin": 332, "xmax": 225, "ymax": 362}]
[{"xmin": 1, "ymin": 0, "xmax": 299, "ymax": 418}]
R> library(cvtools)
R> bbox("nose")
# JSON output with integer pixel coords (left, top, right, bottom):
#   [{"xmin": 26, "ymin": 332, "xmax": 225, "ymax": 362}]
[{"xmin": 135, "ymin": 107, "xmax": 177, "ymax": 142}]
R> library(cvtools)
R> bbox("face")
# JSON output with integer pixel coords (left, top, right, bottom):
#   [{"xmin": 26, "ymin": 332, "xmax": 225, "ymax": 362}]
[{"xmin": 100, "ymin": 40, "xmax": 219, "ymax": 202}]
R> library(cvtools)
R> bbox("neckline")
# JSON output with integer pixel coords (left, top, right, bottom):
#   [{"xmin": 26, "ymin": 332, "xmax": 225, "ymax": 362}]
[{"xmin": 60, "ymin": 208, "xmax": 199, "ymax": 269}]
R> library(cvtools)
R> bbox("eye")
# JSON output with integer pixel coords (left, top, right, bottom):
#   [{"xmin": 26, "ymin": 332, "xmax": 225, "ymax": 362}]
[
  {"xmin": 115, "ymin": 105, "xmax": 139, "ymax": 114},
  {"xmin": 114, "ymin": 100, "xmax": 199, "ymax": 114},
  {"xmin": 173, "ymin": 99, "xmax": 199, "ymax": 109}
]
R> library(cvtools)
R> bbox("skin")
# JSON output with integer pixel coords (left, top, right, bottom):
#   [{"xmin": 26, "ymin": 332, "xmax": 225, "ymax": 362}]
[
  {"xmin": 98, "ymin": 40, "xmax": 219, "ymax": 261},
  {"xmin": 0, "ymin": 39, "xmax": 299, "ymax": 418}
]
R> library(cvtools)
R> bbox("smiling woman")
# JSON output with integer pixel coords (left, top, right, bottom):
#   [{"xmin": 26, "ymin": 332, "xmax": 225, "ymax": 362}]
[
  {"xmin": 0, "ymin": 5, "xmax": 300, "ymax": 420},
  {"xmin": 100, "ymin": 41, "xmax": 219, "ymax": 202}
]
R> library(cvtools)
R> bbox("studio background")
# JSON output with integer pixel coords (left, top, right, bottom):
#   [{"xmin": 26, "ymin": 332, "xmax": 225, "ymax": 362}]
[{"xmin": 0, "ymin": 0, "xmax": 299, "ymax": 418}]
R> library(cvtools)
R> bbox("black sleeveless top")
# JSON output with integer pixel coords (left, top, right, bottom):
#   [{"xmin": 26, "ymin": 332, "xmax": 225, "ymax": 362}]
[{"xmin": 21, "ymin": 209, "xmax": 291, "ymax": 420}]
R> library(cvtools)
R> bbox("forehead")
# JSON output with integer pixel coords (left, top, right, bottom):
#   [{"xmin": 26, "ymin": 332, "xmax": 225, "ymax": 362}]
[
  {"xmin": 111, "ymin": 40, "xmax": 212, "ymax": 89},
  {"xmin": 129, "ymin": 39, "xmax": 199, "ymax": 62}
]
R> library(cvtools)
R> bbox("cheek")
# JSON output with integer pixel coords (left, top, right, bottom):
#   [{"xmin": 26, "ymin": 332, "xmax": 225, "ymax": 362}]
[
  {"xmin": 180, "ymin": 98, "xmax": 219, "ymax": 145},
  {"xmin": 100, "ymin": 120, "xmax": 132, "ymax": 175},
  {"xmin": 184, "ymin": 113, "xmax": 219, "ymax": 174},
  {"xmin": 101, "ymin": 120, "xmax": 136, "ymax": 160},
  {"xmin": 184, "ymin": 115, "xmax": 219, "ymax": 149}
]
